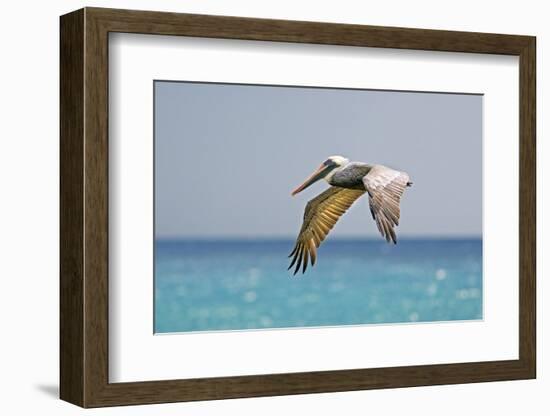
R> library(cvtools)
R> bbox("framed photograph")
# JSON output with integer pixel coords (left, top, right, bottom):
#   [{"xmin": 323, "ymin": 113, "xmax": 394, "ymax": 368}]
[{"xmin": 60, "ymin": 7, "xmax": 536, "ymax": 408}]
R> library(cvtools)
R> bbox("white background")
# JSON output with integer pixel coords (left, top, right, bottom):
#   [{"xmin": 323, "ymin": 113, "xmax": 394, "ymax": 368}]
[
  {"xmin": 0, "ymin": 0, "xmax": 545, "ymax": 414},
  {"xmin": 110, "ymin": 34, "xmax": 519, "ymax": 382}
]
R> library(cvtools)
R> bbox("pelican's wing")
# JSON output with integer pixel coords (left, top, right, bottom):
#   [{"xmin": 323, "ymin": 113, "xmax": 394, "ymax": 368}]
[
  {"xmin": 363, "ymin": 165, "xmax": 410, "ymax": 244},
  {"xmin": 288, "ymin": 186, "xmax": 366, "ymax": 274}
]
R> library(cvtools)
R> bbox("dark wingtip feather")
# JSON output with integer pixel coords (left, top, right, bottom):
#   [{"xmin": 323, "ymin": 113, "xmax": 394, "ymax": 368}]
[
  {"xmin": 293, "ymin": 246, "xmax": 303, "ymax": 275},
  {"xmin": 302, "ymin": 250, "xmax": 309, "ymax": 274},
  {"xmin": 288, "ymin": 246, "xmax": 300, "ymax": 270},
  {"xmin": 288, "ymin": 245, "xmax": 298, "ymax": 258},
  {"xmin": 287, "ymin": 258, "xmax": 294, "ymax": 270}
]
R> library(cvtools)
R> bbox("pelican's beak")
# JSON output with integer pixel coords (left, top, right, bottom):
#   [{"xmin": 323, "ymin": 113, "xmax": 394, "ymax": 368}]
[{"xmin": 291, "ymin": 163, "xmax": 331, "ymax": 196}]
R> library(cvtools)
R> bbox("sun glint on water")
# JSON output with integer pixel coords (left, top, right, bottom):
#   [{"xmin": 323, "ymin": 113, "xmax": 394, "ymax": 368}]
[{"xmin": 154, "ymin": 238, "xmax": 482, "ymax": 334}]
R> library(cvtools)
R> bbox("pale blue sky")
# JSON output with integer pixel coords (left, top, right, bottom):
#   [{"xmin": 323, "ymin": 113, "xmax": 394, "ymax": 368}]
[{"xmin": 155, "ymin": 81, "xmax": 482, "ymax": 238}]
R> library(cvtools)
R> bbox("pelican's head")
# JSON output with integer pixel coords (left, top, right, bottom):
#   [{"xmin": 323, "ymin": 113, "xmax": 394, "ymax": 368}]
[{"xmin": 291, "ymin": 155, "xmax": 349, "ymax": 196}]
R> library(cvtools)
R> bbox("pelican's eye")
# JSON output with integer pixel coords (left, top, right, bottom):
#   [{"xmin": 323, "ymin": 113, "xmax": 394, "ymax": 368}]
[{"xmin": 324, "ymin": 159, "xmax": 337, "ymax": 167}]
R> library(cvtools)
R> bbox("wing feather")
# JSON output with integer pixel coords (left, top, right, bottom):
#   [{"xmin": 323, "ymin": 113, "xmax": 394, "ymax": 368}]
[
  {"xmin": 363, "ymin": 165, "xmax": 410, "ymax": 244},
  {"xmin": 288, "ymin": 187, "xmax": 366, "ymax": 274}
]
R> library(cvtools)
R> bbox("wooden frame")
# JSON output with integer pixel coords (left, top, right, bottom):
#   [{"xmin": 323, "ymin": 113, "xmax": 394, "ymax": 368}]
[{"xmin": 60, "ymin": 7, "xmax": 536, "ymax": 408}]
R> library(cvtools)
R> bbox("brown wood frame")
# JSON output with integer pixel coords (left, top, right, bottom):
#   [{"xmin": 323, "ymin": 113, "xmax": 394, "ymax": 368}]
[{"xmin": 60, "ymin": 7, "xmax": 536, "ymax": 408}]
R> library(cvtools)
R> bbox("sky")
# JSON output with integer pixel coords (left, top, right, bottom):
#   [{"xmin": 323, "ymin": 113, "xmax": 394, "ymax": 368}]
[{"xmin": 155, "ymin": 81, "xmax": 482, "ymax": 239}]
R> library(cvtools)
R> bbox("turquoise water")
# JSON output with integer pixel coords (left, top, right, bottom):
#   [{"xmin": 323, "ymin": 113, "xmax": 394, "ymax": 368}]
[{"xmin": 154, "ymin": 239, "xmax": 482, "ymax": 333}]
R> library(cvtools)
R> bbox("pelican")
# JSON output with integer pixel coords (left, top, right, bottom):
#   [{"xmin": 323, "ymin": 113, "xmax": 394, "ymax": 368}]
[{"xmin": 288, "ymin": 155, "xmax": 412, "ymax": 274}]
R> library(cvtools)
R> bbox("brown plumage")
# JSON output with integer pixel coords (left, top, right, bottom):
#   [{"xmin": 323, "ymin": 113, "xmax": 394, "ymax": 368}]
[
  {"xmin": 363, "ymin": 165, "xmax": 410, "ymax": 245},
  {"xmin": 288, "ymin": 187, "xmax": 365, "ymax": 275},
  {"xmin": 289, "ymin": 157, "xmax": 411, "ymax": 275}
]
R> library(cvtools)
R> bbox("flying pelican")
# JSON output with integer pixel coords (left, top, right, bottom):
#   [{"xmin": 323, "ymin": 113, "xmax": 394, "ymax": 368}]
[{"xmin": 288, "ymin": 155, "xmax": 412, "ymax": 274}]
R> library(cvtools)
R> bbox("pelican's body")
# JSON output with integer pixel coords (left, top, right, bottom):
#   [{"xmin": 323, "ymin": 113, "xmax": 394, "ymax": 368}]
[
  {"xmin": 328, "ymin": 162, "xmax": 373, "ymax": 189},
  {"xmin": 289, "ymin": 156, "xmax": 412, "ymax": 275}
]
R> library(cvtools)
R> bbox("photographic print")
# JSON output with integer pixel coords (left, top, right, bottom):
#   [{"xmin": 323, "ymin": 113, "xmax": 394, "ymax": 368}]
[{"xmin": 154, "ymin": 81, "xmax": 482, "ymax": 334}]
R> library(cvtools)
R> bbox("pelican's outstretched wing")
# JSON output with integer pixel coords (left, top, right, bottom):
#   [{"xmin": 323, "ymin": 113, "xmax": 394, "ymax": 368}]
[
  {"xmin": 288, "ymin": 186, "xmax": 366, "ymax": 274},
  {"xmin": 363, "ymin": 165, "xmax": 410, "ymax": 244}
]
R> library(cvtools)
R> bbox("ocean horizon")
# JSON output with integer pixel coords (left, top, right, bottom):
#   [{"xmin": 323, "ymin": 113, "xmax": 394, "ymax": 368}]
[{"xmin": 154, "ymin": 238, "xmax": 482, "ymax": 333}]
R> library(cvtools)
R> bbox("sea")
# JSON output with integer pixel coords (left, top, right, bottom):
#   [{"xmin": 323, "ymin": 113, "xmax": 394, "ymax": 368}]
[{"xmin": 154, "ymin": 238, "xmax": 482, "ymax": 333}]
